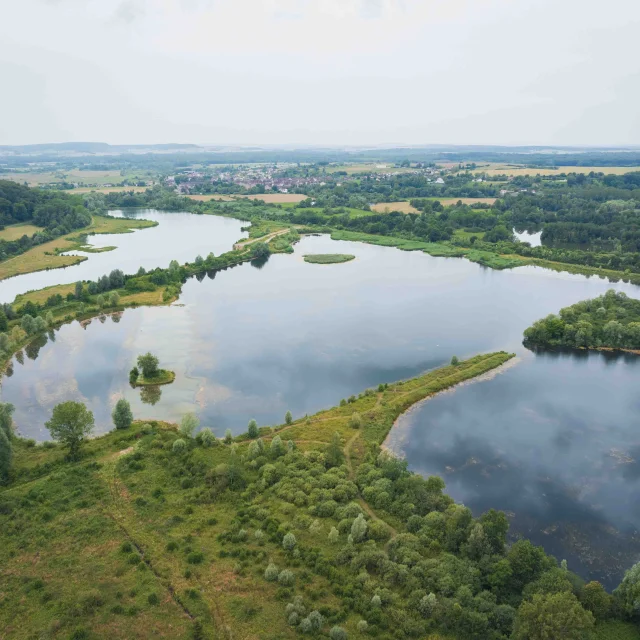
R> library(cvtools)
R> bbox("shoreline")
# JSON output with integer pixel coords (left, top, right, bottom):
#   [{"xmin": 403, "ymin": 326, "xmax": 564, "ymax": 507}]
[{"xmin": 382, "ymin": 355, "xmax": 521, "ymax": 457}]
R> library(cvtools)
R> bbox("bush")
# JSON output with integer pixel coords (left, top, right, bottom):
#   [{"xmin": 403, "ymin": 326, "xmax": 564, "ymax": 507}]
[
  {"xmin": 265, "ymin": 563, "xmax": 279, "ymax": 581},
  {"xmin": 283, "ymin": 532, "xmax": 297, "ymax": 551},
  {"xmin": 187, "ymin": 551, "xmax": 204, "ymax": 564},
  {"xmin": 248, "ymin": 419, "xmax": 259, "ymax": 438},
  {"xmin": 172, "ymin": 439, "xmax": 186, "ymax": 453},
  {"xmin": 451, "ymin": 355, "xmax": 459, "ymax": 365},
  {"xmin": 147, "ymin": 593, "xmax": 159, "ymax": 605},
  {"xmin": 278, "ymin": 570, "xmax": 295, "ymax": 586},
  {"xmin": 357, "ymin": 620, "xmax": 368, "ymax": 632},
  {"xmin": 349, "ymin": 412, "xmax": 363, "ymax": 429},
  {"xmin": 198, "ymin": 428, "xmax": 215, "ymax": 447},
  {"xmin": 330, "ymin": 626, "xmax": 347, "ymax": 640},
  {"xmin": 285, "ymin": 410, "xmax": 293, "ymax": 425}
]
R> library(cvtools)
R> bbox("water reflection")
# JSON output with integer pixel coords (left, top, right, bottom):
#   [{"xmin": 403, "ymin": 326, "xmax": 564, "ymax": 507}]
[
  {"xmin": 4, "ymin": 233, "xmax": 640, "ymax": 585},
  {"xmin": 387, "ymin": 350, "xmax": 640, "ymax": 588},
  {"xmin": 0, "ymin": 209, "xmax": 247, "ymax": 303}
]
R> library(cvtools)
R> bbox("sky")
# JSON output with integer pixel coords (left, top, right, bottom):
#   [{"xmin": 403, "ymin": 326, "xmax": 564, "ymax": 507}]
[{"xmin": 1, "ymin": 0, "xmax": 639, "ymax": 147}]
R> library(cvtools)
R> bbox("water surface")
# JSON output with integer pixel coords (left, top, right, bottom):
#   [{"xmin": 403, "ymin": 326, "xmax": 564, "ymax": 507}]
[
  {"xmin": 0, "ymin": 209, "xmax": 246, "ymax": 303},
  {"xmin": 4, "ymin": 230, "xmax": 640, "ymax": 585}
]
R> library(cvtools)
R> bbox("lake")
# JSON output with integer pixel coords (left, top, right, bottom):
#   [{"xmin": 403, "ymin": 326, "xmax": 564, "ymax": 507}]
[
  {"xmin": 0, "ymin": 209, "xmax": 247, "ymax": 303},
  {"xmin": 2, "ymin": 217, "xmax": 640, "ymax": 586}
]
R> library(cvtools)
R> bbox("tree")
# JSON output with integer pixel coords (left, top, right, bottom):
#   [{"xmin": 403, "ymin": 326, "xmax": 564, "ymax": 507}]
[
  {"xmin": 247, "ymin": 419, "xmax": 259, "ymax": 438},
  {"xmin": 349, "ymin": 412, "xmax": 362, "ymax": 429},
  {"xmin": 137, "ymin": 352, "xmax": 159, "ymax": 379},
  {"xmin": 21, "ymin": 314, "xmax": 35, "ymax": 335},
  {"xmin": 285, "ymin": 410, "xmax": 293, "ymax": 425},
  {"xmin": 350, "ymin": 514, "xmax": 368, "ymax": 542},
  {"xmin": 180, "ymin": 413, "xmax": 199, "ymax": 438},
  {"xmin": 251, "ymin": 242, "xmax": 270, "ymax": 259},
  {"xmin": 172, "ymin": 439, "xmax": 186, "ymax": 453},
  {"xmin": 109, "ymin": 269, "xmax": 125, "ymax": 289},
  {"xmin": 112, "ymin": 398, "xmax": 133, "ymax": 430},
  {"xmin": 75, "ymin": 281, "xmax": 83, "ymax": 299},
  {"xmin": 45, "ymin": 401, "xmax": 95, "ymax": 460},
  {"xmin": 325, "ymin": 432, "xmax": 344, "ymax": 467},
  {"xmin": 199, "ymin": 428, "xmax": 215, "ymax": 447},
  {"xmin": 512, "ymin": 592, "xmax": 594, "ymax": 640},
  {"xmin": 580, "ymin": 581, "xmax": 611, "ymax": 621},
  {"xmin": 0, "ymin": 402, "xmax": 14, "ymax": 440},
  {"xmin": 451, "ymin": 355, "xmax": 459, "ymax": 365},
  {"xmin": 329, "ymin": 626, "xmax": 347, "ymax": 640},
  {"xmin": 129, "ymin": 366, "xmax": 139, "ymax": 385},
  {"xmin": 0, "ymin": 428, "xmax": 11, "ymax": 483},
  {"xmin": 328, "ymin": 527, "xmax": 339, "ymax": 543},
  {"xmin": 270, "ymin": 435, "xmax": 285, "ymax": 457},
  {"xmin": 264, "ymin": 563, "xmax": 279, "ymax": 581},
  {"xmin": 282, "ymin": 532, "xmax": 297, "ymax": 551},
  {"xmin": 613, "ymin": 561, "xmax": 640, "ymax": 617},
  {"xmin": 224, "ymin": 429, "xmax": 233, "ymax": 444}
]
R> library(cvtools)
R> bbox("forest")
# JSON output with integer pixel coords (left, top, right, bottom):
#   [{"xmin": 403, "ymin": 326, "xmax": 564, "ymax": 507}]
[
  {"xmin": 523, "ymin": 290, "xmax": 640, "ymax": 350},
  {"xmin": 0, "ymin": 181, "xmax": 93, "ymax": 262}
]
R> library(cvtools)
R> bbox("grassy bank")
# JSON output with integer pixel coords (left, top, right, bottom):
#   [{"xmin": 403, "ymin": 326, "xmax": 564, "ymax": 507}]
[{"xmin": 0, "ymin": 216, "xmax": 157, "ymax": 281}]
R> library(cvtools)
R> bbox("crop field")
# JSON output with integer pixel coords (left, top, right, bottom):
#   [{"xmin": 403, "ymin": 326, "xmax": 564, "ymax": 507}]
[
  {"xmin": 371, "ymin": 201, "xmax": 419, "ymax": 214},
  {"xmin": 325, "ymin": 163, "xmax": 412, "ymax": 175},
  {"xmin": 186, "ymin": 194, "xmax": 236, "ymax": 201},
  {"xmin": 70, "ymin": 186, "xmax": 150, "ymax": 194},
  {"xmin": 471, "ymin": 164, "xmax": 640, "ymax": 177},
  {"xmin": 0, "ymin": 223, "xmax": 44, "ymax": 241}
]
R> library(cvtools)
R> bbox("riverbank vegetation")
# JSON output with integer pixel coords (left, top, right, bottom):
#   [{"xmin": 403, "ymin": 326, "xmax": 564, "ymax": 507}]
[
  {"xmin": 523, "ymin": 290, "xmax": 640, "ymax": 351},
  {"xmin": 2, "ymin": 352, "xmax": 640, "ymax": 639},
  {"xmin": 130, "ymin": 352, "xmax": 175, "ymax": 386},
  {"xmin": 303, "ymin": 254, "xmax": 356, "ymax": 264}
]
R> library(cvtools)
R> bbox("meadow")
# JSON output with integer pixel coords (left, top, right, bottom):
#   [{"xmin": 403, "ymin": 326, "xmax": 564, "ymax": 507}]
[
  {"xmin": 0, "ymin": 223, "xmax": 44, "ymax": 241},
  {"xmin": 470, "ymin": 164, "xmax": 640, "ymax": 177}
]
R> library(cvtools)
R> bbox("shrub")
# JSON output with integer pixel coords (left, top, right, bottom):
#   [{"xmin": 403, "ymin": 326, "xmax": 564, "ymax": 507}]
[
  {"xmin": 172, "ymin": 439, "xmax": 186, "ymax": 453},
  {"xmin": 278, "ymin": 570, "xmax": 295, "ymax": 586},
  {"xmin": 270, "ymin": 435, "xmax": 285, "ymax": 457},
  {"xmin": 285, "ymin": 410, "xmax": 293, "ymax": 425},
  {"xmin": 357, "ymin": 620, "xmax": 368, "ymax": 632},
  {"xmin": 328, "ymin": 527, "xmax": 339, "ymax": 543},
  {"xmin": 265, "ymin": 563, "xmax": 279, "ymax": 581},
  {"xmin": 254, "ymin": 529, "xmax": 265, "ymax": 545},
  {"xmin": 148, "ymin": 593, "xmax": 159, "ymax": 605},
  {"xmin": 166, "ymin": 541, "xmax": 178, "ymax": 552},
  {"xmin": 180, "ymin": 413, "xmax": 199, "ymax": 438},
  {"xmin": 247, "ymin": 419, "xmax": 259, "ymax": 438},
  {"xmin": 371, "ymin": 595, "xmax": 381, "ymax": 608},
  {"xmin": 282, "ymin": 532, "xmax": 297, "ymax": 551},
  {"xmin": 112, "ymin": 398, "xmax": 133, "ymax": 430},
  {"xmin": 187, "ymin": 552, "xmax": 204, "ymax": 564},
  {"xmin": 330, "ymin": 626, "xmax": 347, "ymax": 640},
  {"xmin": 451, "ymin": 355, "xmax": 459, "ymax": 365},
  {"xmin": 349, "ymin": 412, "xmax": 362, "ymax": 429},
  {"xmin": 350, "ymin": 514, "xmax": 368, "ymax": 542},
  {"xmin": 198, "ymin": 427, "xmax": 215, "ymax": 447},
  {"xmin": 120, "ymin": 541, "xmax": 133, "ymax": 553},
  {"xmin": 224, "ymin": 429, "xmax": 233, "ymax": 444}
]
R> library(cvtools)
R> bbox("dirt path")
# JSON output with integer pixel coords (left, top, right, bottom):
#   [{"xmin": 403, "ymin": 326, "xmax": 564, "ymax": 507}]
[{"xmin": 233, "ymin": 228, "xmax": 289, "ymax": 250}]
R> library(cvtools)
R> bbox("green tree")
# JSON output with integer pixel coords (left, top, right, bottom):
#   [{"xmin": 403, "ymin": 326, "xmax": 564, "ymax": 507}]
[
  {"xmin": 180, "ymin": 412, "xmax": 199, "ymax": 438},
  {"xmin": 75, "ymin": 281, "xmax": 83, "ymax": 299},
  {"xmin": 0, "ymin": 402, "xmax": 14, "ymax": 440},
  {"xmin": 512, "ymin": 592, "xmax": 594, "ymax": 640},
  {"xmin": 45, "ymin": 401, "xmax": 95, "ymax": 460},
  {"xmin": 451, "ymin": 355, "xmax": 459, "ymax": 365},
  {"xmin": 137, "ymin": 352, "xmax": 159, "ymax": 379},
  {"xmin": 0, "ymin": 427, "xmax": 11, "ymax": 483},
  {"xmin": 112, "ymin": 398, "xmax": 133, "ymax": 430},
  {"xmin": 613, "ymin": 561, "xmax": 640, "ymax": 617},
  {"xmin": 0, "ymin": 310, "xmax": 7, "ymax": 332},
  {"xmin": 282, "ymin": 532, "xmax": 297, "ymax": 551},
  {"xmin": 285, "ymin": 410, "xmax": 293, "ymax": 425},
  {"xmin": 247, "ymin": 419, "xmax": 259, "ymax": 438},
  {"xmin": 21, "ymin": 314, "xmax": 35, "ymax": 335},
  {"xmin": 251, "ymin": 242, "xmax": 270, "ymax": 259},
  {"xmin": 325, "ymin": 432, "xmax": 344, "ymax": 467},
  {"xmin": 580, "ymin": 581, "xmax": 611, "ymax": 621},
  {"xmin": 350, "ymin": 514, "xmax": 368, "ymax": 542},
  {"xmin": 270, "ymin": 435, "xmax": 285, "ymax": 457}
]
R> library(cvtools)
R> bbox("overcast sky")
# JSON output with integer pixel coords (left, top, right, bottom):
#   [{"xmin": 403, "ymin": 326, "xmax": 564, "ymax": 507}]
[{"xmin": 1, "ymin": 0, "xmax": 639, "ymax": 146}]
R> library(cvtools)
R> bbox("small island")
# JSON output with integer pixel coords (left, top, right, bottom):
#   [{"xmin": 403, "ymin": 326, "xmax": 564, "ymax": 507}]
[
  {"xmin": 524, "ymin": 289, "xmax": 640, "ymax": 351},
  {"xmin": 303, "ymin": 253, "xmax": 355, "ymax": 264},
  {"xmin": 129, "ymin": 352, "xmax": 175, "ymax": 387}
]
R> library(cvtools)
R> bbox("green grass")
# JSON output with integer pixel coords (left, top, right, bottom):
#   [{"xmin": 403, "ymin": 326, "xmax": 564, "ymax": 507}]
[
  {"xmin": 0, "ymin": 353, "xmax": 513, "ymax": 640},
  {"xmin": 303, "ymin": 254, "xmax": 355, "ymax": 264},
  {"xmin": 133, "ymin": 369, "xmax": 176, "ymax": 387},
  {"xmin": 0, "ymin": 223, "xmax": 44, "ymax": 241}
]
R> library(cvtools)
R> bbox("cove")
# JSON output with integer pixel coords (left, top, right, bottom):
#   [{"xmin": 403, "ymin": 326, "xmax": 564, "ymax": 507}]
[
  {"xmin": 3, "ymin": 231, "xmax": 640, "ymax": 586},
  {"xmin": 0, "ymin": 209, "xmax": 247, "ymax": 303}
]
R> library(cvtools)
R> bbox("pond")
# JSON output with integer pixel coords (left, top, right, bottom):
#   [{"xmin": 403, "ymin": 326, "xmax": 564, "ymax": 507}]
[
  {"xmin": 3, "ymin": 227, "xmax": 640, "ymax": 586},
  {"xmin": 0, "ymin": 209, "xmax": 247, "ymax": 303},
  {"xmin": 513, "ymin": 228, "xmax": 542, "ymax": 247}
]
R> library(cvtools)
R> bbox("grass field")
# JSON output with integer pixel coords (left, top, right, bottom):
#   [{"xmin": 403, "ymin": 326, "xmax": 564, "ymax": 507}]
[
  {"xmin": 70, "ymin": 186, "xmax": 150, "ymax": 194},
  {"xmin": 0, "ymin": 216, "xmax": 156, "ymax": 282},
  {"xmin": 325, "ymin": 163, "xmax": 411, "ymax": 175},
  {"xmin": 186, "ymin": 194, "xmax": 235, "ymax": 202},
  {"xmin": 0, "ymin": 223, "xmax": 44, "ymax": 241},
  {"xmin": 0, "ymin": 352, "xmax": 512, "ymax": 640},
  {"xmin": 237, "ymin": 193, "xmax": 307, "ymax": 203},
  {"xmin": 303, "ymin": 254, "xmax": 355, "ymax": 264}
]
